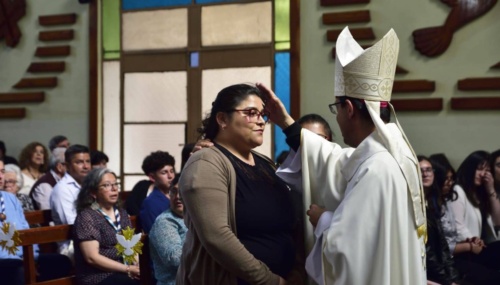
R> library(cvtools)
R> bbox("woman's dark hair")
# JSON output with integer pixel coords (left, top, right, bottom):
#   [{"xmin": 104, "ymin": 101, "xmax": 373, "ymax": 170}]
[
  {"xmin": 18, "ymin": 142, "xmax": 49, "ymax": 172},
  {"xmin": 430, "ymin": 153, "xmax": 456, "ymax": 179},
  {"xmin": 76, "ymin": 168, "xmax": 120, "ymax": 213},
  {"xmin": 298, "ymin": 113, "xmax": 334, "ymax": 141},
  {"xmin": 430, "ymin": 158, "xmax": 458, "ymax": 203},
  {"xmin": 455, "ymin": 150, "xmax": 490, "ymax": 216},
  {"xmin": 419, "ymin": 155, "xmax": 448, "ymax": 218},
  {"xmin": 198, "ymin": 84, "xmax": 264, "ymax": 140},
  {"xmin": 338, "ymin": 96, "xmax": 391, "ymax": 123}
]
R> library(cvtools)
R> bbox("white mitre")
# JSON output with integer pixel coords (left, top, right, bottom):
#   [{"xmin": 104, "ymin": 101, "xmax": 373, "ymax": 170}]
[{"xmin": 334, "ymin": 27, "xmax": 426, "ymax": 236}]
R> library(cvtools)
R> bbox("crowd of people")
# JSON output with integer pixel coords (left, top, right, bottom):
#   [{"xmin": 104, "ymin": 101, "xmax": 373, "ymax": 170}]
[{"xmin": 1, "ymin": 26, "xmax": 500, "ymax": 285}]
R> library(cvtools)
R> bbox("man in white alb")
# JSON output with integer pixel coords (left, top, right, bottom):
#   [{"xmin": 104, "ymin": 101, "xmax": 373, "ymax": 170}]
[{"xmin": 258, "ymin": 27, "xmax": 427, "ymax": 285}]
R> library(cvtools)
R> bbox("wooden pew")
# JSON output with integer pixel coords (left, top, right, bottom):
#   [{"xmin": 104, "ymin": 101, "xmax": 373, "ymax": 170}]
[
  {"xmin": 17, "ymin": 215, "xmax": 151, "ymax": 285},
  {"xmin": 25, "ymin": 209, "xmax": 53, "ymax": 226}
]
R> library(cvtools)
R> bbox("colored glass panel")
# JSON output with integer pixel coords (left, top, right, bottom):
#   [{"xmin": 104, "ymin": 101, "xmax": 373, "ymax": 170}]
[
  {"xmin": 190, "ymin": 52, "xmax": 199, "ymax": 68},
  {"xmin": 274, "ymin": 0, "xmax": 290, "ymax": 50},
  {"xmin": 123, "ymin": 0, "xmax": 191, "ymax": 11},
  {"xmin": 102, "ymin": 0, "xmax": 120, "ymax": 59},
  {"xmin": 196, "ymin": 0, "xmax": 239, "ymax": 3},
  {"xmin": 274, "ymin": 52, "xmax": 290, "ymax": 159}
]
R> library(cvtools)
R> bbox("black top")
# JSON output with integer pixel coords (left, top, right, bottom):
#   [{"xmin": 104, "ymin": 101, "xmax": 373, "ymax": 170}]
[
  {"xmin": 215, "ymin": 144, "xmax": 296, "ymax": 282},
  {"xmin": 125, "ymin": 180, "xmax": 153, "ymax": 216},
  {"xmin": 283, "ymin": 122, "xmax": 302, "ymax": 152}
]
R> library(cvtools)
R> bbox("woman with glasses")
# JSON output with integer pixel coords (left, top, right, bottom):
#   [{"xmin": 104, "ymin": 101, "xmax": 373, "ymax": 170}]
[
  {"xmin": 149, "ymin": 177, "xmax": 187, "ymax": 285},
  {"xmin": 177, "ymin": 84, "xmax": 302, "ymax": 285},
  {"xmin": 3, "ymin": 164, "xmax": 35, "ymax": 212},
  {"xmin": 73, "ymin": 168, "xmax": 140, "ymax": 285}
]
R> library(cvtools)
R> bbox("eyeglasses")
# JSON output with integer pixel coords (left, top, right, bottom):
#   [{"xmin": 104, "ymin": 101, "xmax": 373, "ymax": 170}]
[
  {"xmin": 231, "ymin": 108, "xmax": 270, "ymax": 123},
  {"xmin": 420, "ymin": 168, "xmax": 434, "ymax": 174},
  {"xmin": 4, "ymin": 180, "xmax": 17, "ymax": 185},
  {"xmin": 99, "ymin": 182, "xmax": 120, "ymax": 190},
  {"xmin": 445, "ymin": 175, "xmax": 454, "ymax": 183},
  {"xmin": 328, "ymin": 102, "xmax": 342, "ymax": 115}
]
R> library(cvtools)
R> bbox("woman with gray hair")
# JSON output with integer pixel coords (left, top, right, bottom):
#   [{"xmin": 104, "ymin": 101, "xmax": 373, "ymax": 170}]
[
  {"xmin": 72, "ymin": 168, "xmax": 140, "ymax": 285},
  {"xmin": 3, "ymin": 163, "xmax": 35, "ymax": 211}
]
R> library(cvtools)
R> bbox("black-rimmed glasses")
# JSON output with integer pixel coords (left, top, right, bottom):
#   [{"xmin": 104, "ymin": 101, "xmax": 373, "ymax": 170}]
[
  {"xmin": 328, "ymin": 102, "xmax": 342, "ymax": 115},
  {"xmin": 231, "ymin": 108, "xmax": 270, "ymax": 123},
  {"xmin": 99, "ymin": 182, "xmax": 120, "ymax": 191}
]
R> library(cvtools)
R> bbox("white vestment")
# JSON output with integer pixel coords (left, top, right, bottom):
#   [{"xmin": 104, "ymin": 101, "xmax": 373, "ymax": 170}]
[{"xmin": 277, "ymin": 126, "xmax": 426, "ymax": 285}]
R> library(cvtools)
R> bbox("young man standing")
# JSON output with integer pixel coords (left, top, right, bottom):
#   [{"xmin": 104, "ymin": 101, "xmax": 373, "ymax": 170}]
[{"xmin": 139, "ymin": 151, "xmax": 176, "ymax": 234}]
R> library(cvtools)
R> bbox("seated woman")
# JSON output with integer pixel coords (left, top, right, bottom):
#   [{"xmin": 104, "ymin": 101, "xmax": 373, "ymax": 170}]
[
  {"xmin": 418, "ymin": 156, "xmax": 462, "ymax": 285},
  {"xmin": 450, "ymin": 151, "xmax": 500, "ymax": 244},
  {"xmin": 18, "ymin": 142, "xmax": 49, "ymax": 195},
  {"xmin": 149, "ymin": 177, "xmax": 187, "ymax": 285},
  {"xmin": 4, "ymin": 164, "xmax": 35, "ymax": 212},
  {"xmin": 177, "ymin": 84, "xmax": 302, "ymax": 285},
  {"xmin": 73, "ymin": 168, "xmax": 140, "ymax": 285}
]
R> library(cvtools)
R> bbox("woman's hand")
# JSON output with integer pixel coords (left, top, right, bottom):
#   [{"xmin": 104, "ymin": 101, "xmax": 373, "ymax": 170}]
[
  {"xmin": 482, "ymin": 171, "xmax": 496, "ymax": 194},
  {"xmin": 191, "ymin": 139, "xmax": 214, "ymax": 154},
  {"xmin": 256, "ymin": 83, "xmax": 295, "ymax": 130},
  {"xmin": 128, "ymin": 264, "xmax": 140, "ymax": 280},
  {"xmin": 470, "ymin": 242, "xmax": 484, "ymax": 254},
  {"xmin": 306, "ymin": 204, "xmax": 326, "ymax": 228}
]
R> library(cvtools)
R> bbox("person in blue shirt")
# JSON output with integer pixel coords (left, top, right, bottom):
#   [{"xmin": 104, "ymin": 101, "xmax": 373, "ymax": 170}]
[
  {"xmin": 149, "ymin": 179, "xmax": 187, "ymax": 285},
  {"xmin": 0, "ymin": 160, "xmax": 72, "ymax": 285},
  {"xmin": 139, "ymin": 151, "xmax": 176, "ymax": 233}
]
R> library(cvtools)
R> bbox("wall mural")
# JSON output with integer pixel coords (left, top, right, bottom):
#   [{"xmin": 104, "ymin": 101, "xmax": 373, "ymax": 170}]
[{"xmin": 412, "ymin": 0, "xmax": 498, "ymax": 57}]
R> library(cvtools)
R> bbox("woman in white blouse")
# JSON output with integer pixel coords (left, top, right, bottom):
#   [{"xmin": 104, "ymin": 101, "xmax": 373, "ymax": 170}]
[{"xmin": 449, "ymin": 150, "xmax": 500, "ymax": 270}]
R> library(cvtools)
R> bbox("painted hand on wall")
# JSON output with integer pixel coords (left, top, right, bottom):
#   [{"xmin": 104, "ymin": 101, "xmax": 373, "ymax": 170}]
[{"xmin": 412, "ymin": 0, "xmax": 498, "ymax": 57}]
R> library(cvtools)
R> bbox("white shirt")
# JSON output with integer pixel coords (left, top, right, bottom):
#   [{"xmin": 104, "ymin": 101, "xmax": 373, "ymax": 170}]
[
  {"xmin": 19, "ymin": 172, "xmax": 36, "ymax": 196},
  {"xmin": 50, "ymin": 172, "xmax": 81, "ymax": 255},
  {"xmin": 449, "ymin": 184, "xmax": 496, "ymax": 240}
]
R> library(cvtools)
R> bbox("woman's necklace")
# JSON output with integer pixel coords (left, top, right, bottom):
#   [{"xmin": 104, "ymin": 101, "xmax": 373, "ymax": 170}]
[{"xmin": 27, "ymin": 167, "xmax": 40, "ymax": 180}]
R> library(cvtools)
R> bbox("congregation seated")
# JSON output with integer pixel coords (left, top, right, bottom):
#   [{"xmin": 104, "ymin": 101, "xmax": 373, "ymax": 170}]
[
  {"xmin": 0, "ymin": 160, "xmax": 72, "ymax": 285},
  {"xmin": 139, "ymin": 151, "xmax": 176, "ymax": 234},
  {"xmin": 30, "ymin": 147, "xmax": 67, "ymax": 210},
  {"xmin": 73, "ymin": 168, "xmax": 140, "ymax": 285},
  {"xmin": 50, "ymin": 144, "xmax": 91, "ymax": 259},
  {"xmin": 18, "ymin": 142, "xmax": 49, "ymax": 196},
  {"xmin": 149, "ymin": 179, "xmax": 186, "ymax": 285}
]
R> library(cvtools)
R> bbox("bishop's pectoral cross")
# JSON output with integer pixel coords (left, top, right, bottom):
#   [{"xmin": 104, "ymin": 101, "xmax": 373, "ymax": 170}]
[{"xmin": 0, "ymin": 0, "xmax": 26, "ymax": 47}]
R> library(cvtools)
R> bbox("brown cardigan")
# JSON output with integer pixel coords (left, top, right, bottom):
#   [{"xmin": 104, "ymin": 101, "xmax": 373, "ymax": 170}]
[{"xmin": 176, "ymin": 147, "xmax": 281, "ymax": 285}]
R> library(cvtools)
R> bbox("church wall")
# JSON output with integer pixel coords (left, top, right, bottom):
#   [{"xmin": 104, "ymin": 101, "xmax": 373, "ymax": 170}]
[
  {"xmin": 300, "ymin": 0, "xmax": 500, "ymax": 167},
  {"xmin": 0, "ymin": 0, "xmax": 89, "ymax": 157}
]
